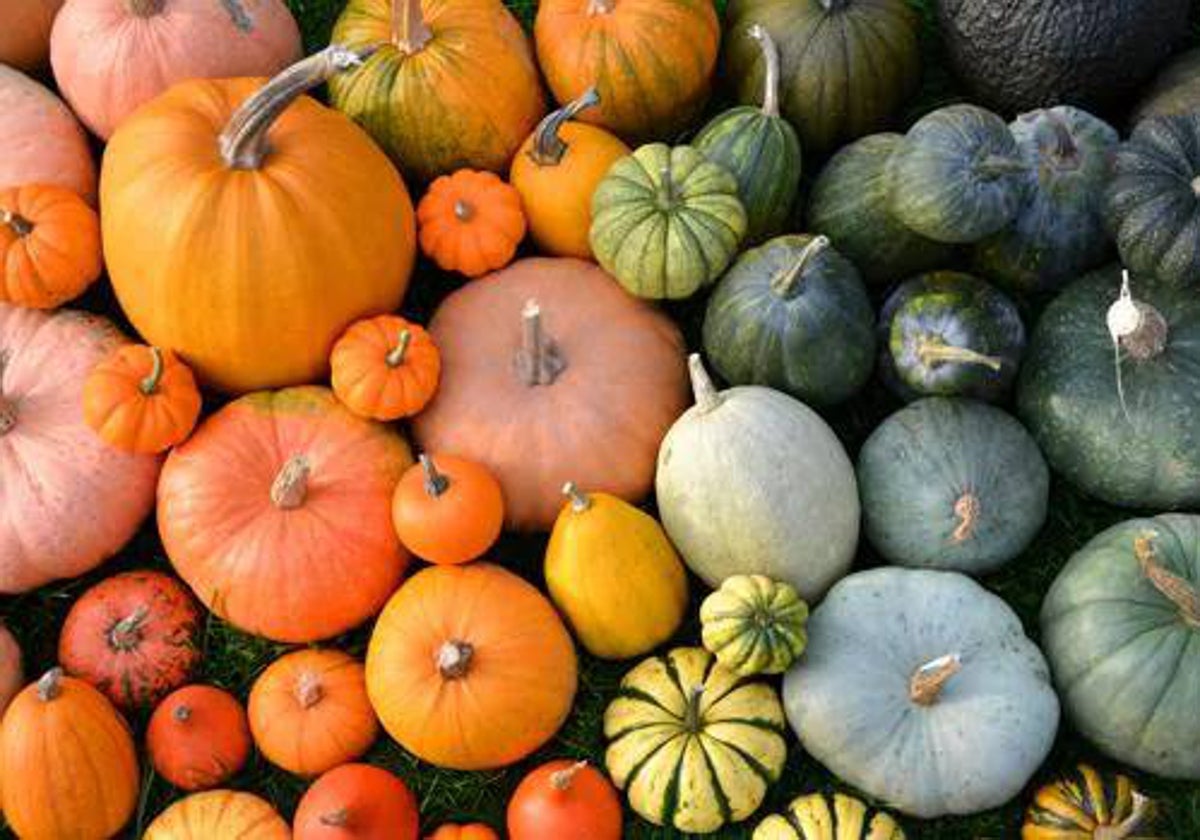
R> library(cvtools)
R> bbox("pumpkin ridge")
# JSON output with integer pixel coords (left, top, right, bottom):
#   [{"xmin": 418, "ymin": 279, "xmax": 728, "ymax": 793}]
[
  {"xmin": 658, "ymin": 735, "xmax": 688, "ymax": 827},
  {"xmin": 1060, "ymin": 623, "xmax": 1174, "ymax": 693},
  {"xmin": 696, "ymin": 735, "xmax": 735, "ymax": 825},
  {"xmin": 700, "ymin": 730, "xmax": 777, "ymax": 787},
  {"xmin": 1131, "ymin": 629, "xmax": 1196, "ymax": 745}
]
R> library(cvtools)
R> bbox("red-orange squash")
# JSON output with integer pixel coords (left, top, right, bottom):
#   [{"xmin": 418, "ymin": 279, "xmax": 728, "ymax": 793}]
[
  {"xmin": 392, "ymin": 454, "xmax": 504, "ymax": 566},
  {"xmin": 293, "ymin": 763, "xmax": 420, "ymax": 839},
  {"xmin": 0, "ymin": 625, "xmax": 22, "ymax": 718},
  {"xmin": 427, "ymin": 825, "xmax": 500, "ymax": 840},
  {"xmin": 417, "ymin": 169, "xmax": 527, "ymax": 278},
  {"xmin": 83, "ymin": 344, "xmax": 202, "ymax": 454},
  {"xmin": 0, "ymin": 183, "xmax": 101, "ymax": 309},
  {"xmin": 330, "ymin": 314, "xmax": 440, "ymax": 421},
  {"xmin": 0, "ymin": 0, "xmax": 63, "ymax": 71},
  {"xmin": 147, "ymin": 684, "xmax": 251, "ymax": 791},
  {"xmin": 144, "ymin": 790, "xmax": 290, "ymax": 839},
  {"xmin": 508, "ymin": 760, "xmax": 623, "ymax": 840}
]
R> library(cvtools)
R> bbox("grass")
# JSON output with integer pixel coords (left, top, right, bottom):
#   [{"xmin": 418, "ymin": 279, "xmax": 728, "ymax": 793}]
[{"xmin": 4, "ymin": 1, "xmax": 1200, "ymax": 837}]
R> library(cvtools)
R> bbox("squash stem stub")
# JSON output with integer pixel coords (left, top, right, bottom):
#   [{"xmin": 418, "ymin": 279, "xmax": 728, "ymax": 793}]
[
  {"xmin": 0, "ymin": 209, "xmax": 34, "ymax": 238},
  {"xmin": 392, "ymin": 0, "xmax": 433, "ymax": 55},
  {"xmin": 909, "ymin": 653, "xmax": 961, "ymax": 706},
  {"xmin": 746, "ymin": 25, "xmax": 782, "ymax": 117},
  {"xmin": 562, "ymin": 481, "xmax": 592, "ymax": 512},
  {"xmin": 295, "ymin": 670, "xmax": 325, "ymax": 709},
  {"xmin": 915, "ymin": 337, "xmax": 1004, "ymax": 372},
  {"xmin": 319, "ymin": 809, "xmax": 350, "ymax": 828},
  {"xmin": 420, "ymin": 454, "xmax": 450, "ymax": 497},
  {"xmin": 550, "ymin": 760, "xmax": 589, "ymax": 791},
  {"xmin": 688, "ymin": 354, "xmax": 723, "ymax": 413},
  {"xmin": 682, "ymin": 685, "xmax": 705, "ymax": 733},
  {"xmin": 1134, "ymin": 534, "xmax": 1200, "ymax": 628},
  {"xmin": 587, "ymin": 0, "xmax": 616, "ymax": 14},
  {"xmin": 173, "ymin": 704, "xmax": 192, "ymax": 723},
  {"xmin": 36, "ymin": 668, "xmax": 63, "ymax": 702},
  {"xmin": 951, "ymin": 493, "xmax": 981, "ymax": 543},
  {"xmin": 771, "ymin": 235, "xmax": 829, "ymax": 298},
  {"xmin": 271, "ymin": 454, "xmax": 311, "ymax": 510},
  {"xmin": 515, "ymin": 300, "xmax": 566, "ymax": 386},
  {"xmin": 529, "ymin": 88, "xmax": 601, "ymax": 166},
  {"xmin": 140, "ymin": 347, "xmax": 165, "ymax": 395},
  {"xmin": 126, "ymin": 0, "xmax": 164, "ymax": 16},
  {"xmin": 109, "ymin": 604, "xmax": 151, "ymax": 652},
  {"xmin": 436, "ymin": 640, "xmax": 474, "ymax": 679},
  {"xmin": 386, "ymin": 329, "xmax": 412, "ymax": 368},
  {"xmin": 1094, "ymin": 792, "xmax": 1153, "ymax": 840}
]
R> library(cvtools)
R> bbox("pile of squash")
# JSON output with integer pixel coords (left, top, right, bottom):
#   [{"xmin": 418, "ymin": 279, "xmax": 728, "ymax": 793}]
[{"xmin": 1, "ymin": 0, "xmax": 1199, "ymax": 837}]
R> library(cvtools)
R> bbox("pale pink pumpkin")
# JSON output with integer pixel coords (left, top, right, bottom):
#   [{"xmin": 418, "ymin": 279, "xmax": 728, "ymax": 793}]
[
  {"xmin": 0, "ymin": 0, "xmax": 64, "ymax": 71},
  {"xmin": 0, "ymin": 624, "xmax": 23, "ymax": 717}
]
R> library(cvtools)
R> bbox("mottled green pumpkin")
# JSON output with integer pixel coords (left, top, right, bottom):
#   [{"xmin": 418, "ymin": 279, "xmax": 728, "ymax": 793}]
[
  {"xmin": 1132, "ymin": 48, "xmax": 1200, "ymax": 125},
  {"xmin": 808, "ymin": 133, "xmax": 954, "ymax": 286},
  {"xmin": 702, "ymin": 235, "xmax": 875, "ymax": 407},
  {"xmin": 1023, "ymin": 764, "xmax": 1157, "ymax": 840},
  {"xmin": 700, "ymin": 575, "xmax": 808, "ymax": 677},
  {"xmin": 591, "ymin": 143, "xmax": 747, "ymax": 300},
  {"xmin": 889, "ymin": 105, "xmax": 1029, "ymax": 244},
  {"xmin": 755, "ymin": 792, "xmax": 906, "ymax": 840}
]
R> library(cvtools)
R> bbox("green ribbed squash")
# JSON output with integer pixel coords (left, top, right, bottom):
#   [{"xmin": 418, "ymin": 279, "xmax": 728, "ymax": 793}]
[
  {"xmin": 1133, "ymin": 48, "xmax": 1200, "ymax": 124},
  {"xmin": 604, "ymin": 646, "xmax": 787, "ymax": 834},
  {"xmin": 755, "ymin": 792, "xmax": 906, "ymax": 840},
  {"xmin": 591, "ymin": 143, "xmax": 747, "ymax": 300},
  {"xmin": 700, "ymin": 575, "xmax": 808, "ymax": 677}
]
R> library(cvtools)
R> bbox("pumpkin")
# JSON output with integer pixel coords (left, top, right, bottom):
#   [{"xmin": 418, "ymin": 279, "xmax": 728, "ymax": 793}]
[
  {"xmin": 1133, "ymin": 48, "xmax": 1200, "ymax": 124},
  {"xmin": 0, "ymin": 0, "xmax": 62, "ymax": 70},
  {"xmin": 545, "ymin": 482, "xmax": 688, "ymax": 659},
  {"xmin": 249, "ymin": 648, "xmax": 378, "ymax": 777},
  {"xmin": 605, "ymin": 646, "xmax": 787, "ymax": 833},
  {"xmin": 0, "ymin": 625, "xmax": 22, "ymax": 717},
  {"xmin": 858, "ymin": 398, "xmax": 1049, "ymax": 575},
  {"xmin": 366, "ymin": 562, "xmax": 577, "ymax": 769},
  {"xmin": 0, "ymin": 183, "xmax": 101, "ymax": 309},
  {"xmin": 159, "ymin": 386, "xmax": 411, "ymax": 642},
  {"xmin": 590, "ymin": 143, "xmax": 748, "ymax": 300},
  {"xmin": 1104, "ymin": 114, "xmax": 1200, "ymax": 287},
  {"xmin": 417, "ymin": 169, "xmax": 526, "ymax": 277},
  {"xmin": 144, "ymin": 790, "xmax": 290, "ymax": 839},
  {"xmin": 508, "ymin": 760, "xmax": 623, "ymax": 840},
  {"xmin": 694, "ymin": 24, "xmax": 801, "ymax": 245},
  {"xmin": 0, "ymin": 306, "xmax": 160, "ymax": 594},
  {"xmin": 82, "ymin": 344, "xmax": 202, "ymax": 454},
  {"xmin": 879, "ymin": 272, "xmax": 1025, "ymax": 403},
  {"xmin": 428, "ymin": 826, "xmax": 499, "ymax": 840},
  {"xmin": 807, "ymin": 133, "xmax": 954, "ymax": 287},
  {"xmin": 146, "ymin": 684, "xmax": 251, "ymax": 791},
  {"xmin": 50, "ymin": 0, "xmax": 302, "ymax": 140},
  {"xmin": 754, "ymin": 792, "xmax": 907, "ymax": 840},
  {"xmin": 723, "ymin": 0, "xmax": 921, "ymax": 156},
  {"xmin": 534, "ymin": 0, "xmax": 719, "ymax": 144},
  {"xmin": 656, "ymin": 355, "xmax": 859, "ymax": 600},
  {"xmin": 1023, "ymin": 764, "xmax": 1157, "ymax": 840},
  {"xmin": 330, "ymin": 0, "xmax": 545, "ymax": 182},
  {"xmin": 293, "ymin": 763, "xmax": 420, "ymax": 840},
  {"xmin": 702, "ymin": 234, "xmax": 875, "ymax": 407},
  {"xmin": 973, "ymin": 107, "xmax": 1118, "ymax": 294},
  {"xmin": 889, "ymin": 104, "xmax": 1029, "ymax": 244},
  {"xmin": 700, "ymin": 574, "xmax": 807, "ymax": 677},
  {"xmin": 1017, "ymin": 267, "xmax": 1200, "ymax": 509},
  {"xmin": 1042, "ymin": 517, "xmax": 1200, "ymax": 778},
  {"xmin": 411, "ymin": 257, "xmax": 688, "ymax": 531},
  {"xmin": 784, "ymin": 568, "xmax": 1060, "ymax": 817},
  {"xmin": 58, "ymin": 569, "xmax": 202, "ymax": 710},
  {"xmin": 391, "ymin": 454, "xmax": 504, "ymax": 566},
  {"xmin": 0, "ymin": 65, "xmax": 96, "ymax": 204},
  {"xmin": 510, "ymin": 88, "xmax": 631, "ymax": 259},
  {"xmin": 0, "ymin": 668, "xmax": 139, "ymax": 839},
  {"xmin": 330, "ymin": 315, "xmax": 440, "ymax": 422},
  {"xmin": 101, "ymin": 46, "xmax": 416, "ymax": 394}
]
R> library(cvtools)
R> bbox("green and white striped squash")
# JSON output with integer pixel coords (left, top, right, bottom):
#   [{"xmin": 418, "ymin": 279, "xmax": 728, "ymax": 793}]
[
  {"xmin": 700, "ymin": 574, "xmax": 808, "ymax": 676},
  {"xmin": 754, "ymin": 792, "xmax": 906, "ymax": 840}
]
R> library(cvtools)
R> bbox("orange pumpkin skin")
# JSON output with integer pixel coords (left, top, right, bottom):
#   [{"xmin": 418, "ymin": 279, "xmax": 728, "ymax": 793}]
[
  {"xmin": 535, "ymin": 0, "xmax": 720, "ymax": 143},
  {"xmin": 147, "ymin": 684, "xmax": 251, "ymax": 791},
  {"xmin": 0, "ymin": 669, "xmax": 139, "ymax": 839},
  {"xmin": 418, "ymin": 170, "xmax": 527, "ymax": 277},
  {"xmin": 330, "ymin": 315, "xmax": 440, "ymax": 421},
  {"xmin": 0, "ymin": 184, "xmax": 101, "ymax": 309},
  {"xmin": 158, "ymin": 386, "xmax": 412, "ymax": 642},
  {"xmin": 293, "ymin": 763, "xmax": 420, "ymax": 840},
  {"xmin": 83, "ymin": 345, "xmax": 202, "ymax": 454},
  {"xmin": 392, "ymin": 454, "xmax": 504, "ymax": 565},
  {"xmin": 144, "ymin": 789, "xmax": 290, "ymax": 839},
  {"xmin": 508, "ymin": 760, "xmax": 623, "ymax": 840},
  {"xmin": 367, "ymin": 563, "xmax": 577, "ymax": 770},
  {"xmin": 249, "ymin": 648, "xmax": 379, "ymax": 777},
  {"xmin": 427, "ymin": 825, "xmax": 500, "ymax": 840},
  {"xmin": 0, "ymin": 0, "xmax": 63, "ymax": 71}
]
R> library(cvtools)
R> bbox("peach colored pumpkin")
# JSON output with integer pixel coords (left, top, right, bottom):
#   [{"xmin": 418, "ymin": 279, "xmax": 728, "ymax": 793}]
[
  {"xmin": 0, "ymin": 0, "xmax": 63, "ymax": 71},
  {"xmin": 0, "ymin": 625, "xmax": 23, "ymax": 717},
  {"xmin": 51, "ymin": 0, "xmax": 302, "ymax": 140},
  {"xmin": 0, "ymin": 305, "xmax": 160, "ymax": 593},
  {"xmin": 144, "ymin": 790, "xmax": 290, "ymax": 839}
]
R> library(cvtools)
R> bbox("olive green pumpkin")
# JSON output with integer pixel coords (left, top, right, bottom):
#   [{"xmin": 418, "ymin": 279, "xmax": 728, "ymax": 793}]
[
  {"xmin": 723, "ymin": 0, "xmax": 920, "ymax": 156},
  {"xmin": 889, "ymin": 105, "xmax": 1029, "ymax": 244},
  {"xmin": 694, "ymin": 25, "xmax": 801, "ymax": 245},
  {"xmin": 700, "ymin": 574, "xmax": 808, "ymax": 677},
  {"xmin": 807, "ymin": 133, "xmax": 954, "ymax": 286},
  {"xmin": 1042, "ymin": 516, "xmax": 1200, "ymax": 779},
  {"xmin": 754, "ymin": 792, "xmax": 906, "ymax": 840},
  {"xmin": 702, "ymin": 234, "xmax": 875, "ymax": 407},
  {"xmin": 1023, "ymin": 763, "xmax": 1157, "ymax": 840},
  {"xmin": 604, "ymin": 646, "xmax": 787, "ymax": 834},
  {"xmin": 590, "ymin": 143, "xmax": 747, "ymax": 300},
  {"xmin": 1132, "ymin": 48, "xmax": 1200, "ymax": 125}
]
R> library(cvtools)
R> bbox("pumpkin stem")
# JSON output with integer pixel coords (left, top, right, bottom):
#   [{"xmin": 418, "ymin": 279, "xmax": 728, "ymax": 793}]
[
  {"xmin": 951, "ymin": 492, "xmax": 981, "ymax": 543},
  {"xmin": 746, "ymin": 25, "xmax": 781, "ymax": 117},
  {"xmin": 909, "ymin": 653, "xmax": 962, "ymax": 706},
  {"xmin": 1095, "ymin": 792, "xmax": 1153, "ymax": 840},
  {"xmin": 770, "ymin": 235, "xmax": 829, "ymax": 298},
  {"xmin": 319, "ymin": 809, "xmax": 350, "ymax": 828},
  {"xmin": 1134, "ymin": 534, "xmax": 1200, "ymax": 628},
  {"xmin": 271, "ymin": 454, "xmax": 311, "ymax": 510},
  {"xmin": 682, "ymin": 685, "xmax": 705, "ymax": 734},
  {"xmin": 173, "ymin": 704, "xmax": 192, "ymax": 724},
  {"xmin": 220, "ymin": 45, "xmax": 376, "ymax": 171},
  {"xmin": 528, "ymin": 88, "xmax": 601, "ymax": 166},
  {"xmin": 656, "ymin": 163, "xmax": 677, "ymax": 209},
  {"xmin": 0, "ymin": 208, "xmax": 34, "ymax": 237},
  {"xmin": 1108, "ymin": 272, "xmax": 1168, "ymax": 362},
  {"xmin": 140, "ymin": 346, "xmax": 165, "ymax": 395},
  {"xmin": 973, "ymin": 153, "xmax": 1028, "ymax": 180},
  {"xmin": 420, "ymin": 454, "xmax": 450, "ymax": 497},
  {"xmin": 36, "ymin": 668, "xmax": 63, "ymax": 702},
  {"xmin": 515, "ymin": 299, "xmax": 566, "ymax": 386},
  {"xmin": 1192, "ymin": 176, "xmax": 1200, "ymax": 198},
  {"xmin": 436, "ymin": 640, "xmax": 474, "ymax": 679},
  {"xmin": 586, "ymin": 0, "xmax": 615, "ymax": 14},
  {"xmin": 126, "ymin": 0, "xmax": 164, "ymax": 15},
  {"xmin": 295, "ymin": 671, "xmax": 325, "ymax": 709},
  {"xmin": 386, "ymin": 329, "xmax": 412, "ymax": 368},
  {"xmin": 562, "ymin": 481, "xmax": 592, "ymax": 513},
  {"xmin": 688, "ymin": 354, "xmax": 723, "ymax": 414},
  {"xmin": 0, "ymin": 353, "xmax": 16, "ymax": 437},
  {"xmin": 392, "ymin": 0, "xmax": 433, "ymax": 55},
  {"xmin": 550, "ymin": 760, "xmax": 589, "ymax": 791},
  {"xmin": 453, "ymin": 200, "xmax": 475, "ymax": 222},
  {"xmin": 915, "ymin": 337, "xmax": 1004, "ymax": 372},
  {"xmin": 109, "ymin": 605, "xmax": 152, "ymax": 652}
]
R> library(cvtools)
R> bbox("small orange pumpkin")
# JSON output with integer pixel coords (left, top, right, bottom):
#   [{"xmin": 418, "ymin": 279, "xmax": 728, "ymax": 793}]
[
  {"xmin": 0, "ymin": 183, "xmax": 101, "ymax": 309},
  {"xmin": 293, "ymin": 763, "xmax": 420, "ymax": 839},
  {"xmin": 249, "ymin": 648, "xmax": 378, "ymax": 777},
  {"xmin": 330, "ymin": 315, "xmax": 440, "ymax": 421},
  {"xmin": 144, "ymin": 789, "xmax": 290, "ymax": 839},
  {"xmin": 147, "ymin": 684, "xmax": 251, "ymax": 791},
  {"xmin": 83, "ymin": 345, "xmax": 202, "ymax": 454},
  {"xmin": 392, "ymin": 454, "xmax": 504, "ymax": 566},
  {"xmin": 418, "ymin": 170, "xmax": 526, "ymax": 278},
  {"xmin": 427, "ymin": 825, "xmax": 500, "ymax": 840}
]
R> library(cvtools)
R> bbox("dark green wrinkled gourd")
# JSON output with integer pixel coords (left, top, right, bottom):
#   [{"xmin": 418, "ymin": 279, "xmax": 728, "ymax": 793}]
[
  {"xmin": 694, "ymin": 25, "xmax": 801, "ymax": 245},
  {"xmin": 703, "ymin": 235, "xmax": 875, "ymax": 407},
  {"xmin": 1133, "ymin": 48, "xmax": 1200, "ymax": 124}
]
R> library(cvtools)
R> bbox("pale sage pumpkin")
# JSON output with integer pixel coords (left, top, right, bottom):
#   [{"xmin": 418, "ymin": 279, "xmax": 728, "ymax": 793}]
[{"xmin": 700, "ymin": 574, "xmax": 808, "ymax": 677}]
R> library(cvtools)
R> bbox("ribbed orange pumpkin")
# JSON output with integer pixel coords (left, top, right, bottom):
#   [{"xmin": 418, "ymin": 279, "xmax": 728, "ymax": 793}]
[
  {"xmin": 427, "ymin": 825, "xmax": 500, "ymax": 840},
  {"xmin": 144, "ymin": 790, "xmax": 291, "ymax": 839},
  {"xmin": 330, "ymin": 315, "xmax": 440, "ymax": 421},
  {"xmin": 0, "ymin": 183, "xmax": 101, "ymax": 309},
  {"xmin": 147, "ymin": 684, "xmax": 251, "ymax": 791},
  {"xmin": 293, "ymin": 763, "xmax": 420, "ymax": 839},
  {"xmin": 0, "ymin": 0, "xmax": 63, "ymax": 71},
  {"xmin": 101, "ymin": 46, "xmax": 416, "ymax": 393},
  {"xmin": 392, "ymin": 454, "xmax": 505, "ymax": 566},
  {"xmin": 0, "ymin": 624, "xmax": 22, "ymax": 718},
  {"xmin": 418, "ymin": 169, "xmax": 527, "ymax": 277},
  {"xmin": 83, "ymin": 345, "xmax": 202, "ymax": 454}
]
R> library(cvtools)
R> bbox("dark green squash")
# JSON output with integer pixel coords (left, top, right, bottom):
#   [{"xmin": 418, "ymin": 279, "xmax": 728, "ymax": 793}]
[
  {"xmin": 1104, "ymin": 114, "xmax": 1200, "ymax": 287},
  {"xmin": 972, "ymin": 107, "xmax": 1118, "ymax": 294},
  {"xmin": 879, "ymin": 272, "xmax": 1025, "ymax": 403},
  {"xmin": 694, "ymin": 25, "xmax": 801, "ymax": 246},
  {"xmin": 702, "ymin": 234, "xmax": 875, "ymax": 406},
  {"xmin": 889, "ymin": 105, "xmax": 1029, "ymax": 244},
  {"xmin": 723, "ymin": 0, "xmax": 920, "ymax": 157},
  {"xmin": 808, "ymin": 133, "xmax": 954, "ymax": 286},
  {"xmin": 1133, "ymin": 48, "xmax": 1200, "ymax": 125}
]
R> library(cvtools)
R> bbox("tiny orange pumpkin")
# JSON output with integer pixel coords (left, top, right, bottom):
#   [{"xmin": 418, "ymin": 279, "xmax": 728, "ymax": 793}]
[
  {"xmin": 418, "ymin": 170, "xmax": 526, "ymax": 278},
  {"xmin": 0, "ymin": 183, "xmax": 101, "ymax": 309},
  {"xmin": 330, "ymin": 315, "xmax": 440, "ymax": 421},
  {"xmin": 83, "ymin": 345, "xmax": 202, "ymax": 454},
  {"xmin": 147, "ymin": 684, "xmax": 251, "ymax": 791},
  {"xmin": 392, "ymin": 454, "xmax": 504, "ymax": 566}
]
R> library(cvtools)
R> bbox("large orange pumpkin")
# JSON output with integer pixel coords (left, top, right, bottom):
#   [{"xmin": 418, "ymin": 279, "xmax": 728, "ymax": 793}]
[
  {"xmin": 293, "ymin": 763, "xmax": 420, "ymax": 839},
  {"xmin": 144, "ymin": 790, "xmax": 290, "ymax": 839},
  {"xmin": 412, "ymin": 258, "xmax": 688, "ymax": 531},
  {"xmin": 0, "ymin": 183, "xmax": 101, "ymax": 309},
  {"xmin": 101, "ymin": 46, "xmax": 416, "ymax": 393},
  {"xmin": 147, "ymin": 684, "xmax": 251, "ymax": 791},
  {"xmin": 366, "ymin": 562, "xmax": 577, "ymax": 770},
  {"xmin": 0, "ymin": 0, "xmax": 63, "ymax": 71},
  {"xmin": 158, "ymin": 386, "xmax": 412, "ymax": 642}
]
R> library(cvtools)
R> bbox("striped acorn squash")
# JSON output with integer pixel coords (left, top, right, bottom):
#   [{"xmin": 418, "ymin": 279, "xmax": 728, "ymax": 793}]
[
  {"xmin": 604, "ymin": 646, "xmax": 787, "ymax": 834},
  {"xmin": 700, "ymin": 574, "xmax": 808, "ymax": 677},
  {"xmin": 755, "ymin": 792, "xmax": 906, "ymax": 840},
  {"xmin": 1023, "ymin": 764, "xmax": 1157, "ymax": 840}
]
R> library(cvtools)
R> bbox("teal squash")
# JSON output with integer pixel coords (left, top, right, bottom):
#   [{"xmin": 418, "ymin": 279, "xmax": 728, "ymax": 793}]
[
  {"xmin": 1042, "ymin": 515, "xmax": 1200, "ymax": 779},
  {"xmin": 702, "ymin": 234, "xmax": 875, "ymax": 407},
  {"xmin": 858, "ymin": 398, "xmax": 1049, "ymax": 575},
  {"xmin": 807, "ymin": 133, "xmax": 954, "ymax": 286},
  {"xmin": 879, "ymin": 272, "xmax": 1025, "ymax": 403},
  {"xmin": 694, "ymin": 25, "xmax": 801, "ymax": 245},
  {"xmin": 889, "ymin": 105, "xmax": 1029, "ymax": 244}
]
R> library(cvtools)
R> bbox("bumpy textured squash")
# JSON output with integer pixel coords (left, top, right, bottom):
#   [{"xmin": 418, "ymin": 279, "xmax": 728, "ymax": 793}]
[
  {"xmin": 754, "ymin": 792, "xmax": 906, "ymax": 839},
  {"xmin": 1133, "ymin": 48, "xmax": 1200, "ymax": 124},
  {"xmin": 144, "ymin": 790, "xmax": 290, "ymax": 839},
  {"xmin": 700, "ymin": 575, "xmax": 808, "ymax": 676},
  {"xmin": 1023, "ymin": 764, "xmax": 1157, "ymax": 840}
]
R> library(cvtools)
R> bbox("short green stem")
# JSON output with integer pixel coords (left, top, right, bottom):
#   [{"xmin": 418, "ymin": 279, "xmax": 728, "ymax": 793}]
[
  {"xmin": 386, "ymin": 329, "xmax": 411, "ymax": 368},
  {"xmin": 420, "ymin": 454, "xmax": 450, "ymax": 497},
  {"xmin": 140, "ymin": 347, "xmax": 164, "ymax": 395}
]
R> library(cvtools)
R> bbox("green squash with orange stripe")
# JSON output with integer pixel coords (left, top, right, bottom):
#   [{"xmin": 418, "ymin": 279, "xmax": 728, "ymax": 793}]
[
  {"xmin": 1022, "ymin": 764, "xmax": 1157, "ymax": 839},
  {"xmin": 754, "ymin": 792, "xmax": 906, "ymax": 839}
]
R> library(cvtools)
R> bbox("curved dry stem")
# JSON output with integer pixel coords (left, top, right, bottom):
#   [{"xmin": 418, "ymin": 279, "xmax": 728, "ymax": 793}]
[
  {"xmin": 951, "ymin": 493, "xmax": 981, "ymax": 543},
  {"xmin": 140, "ymin": 347, "xmax": 165, "ymax": 395},
  {"xmin": 392, "ymin": 0, "xmax": 433, "ymax": 54},
  {"xmin": 562, "ymin": 481, "xmax": 592, "ymax": 513},
  {"xmin": 746, "ymin": 25, "xmax": 781, "ymax": 117},
  {"xmin": 109, "ymin": 605, "xmax": 151, "ymax": 652},
  {"xmin": 1135, "ymin": 534, "xmax": 1200, "ymax": 628},
  {"xmin": 295, "ymin": 671, "xmax": 324, "ymax": 709},
  {"xmin": 528, "ymin": 88, "xmax": 601, "ymax": 166},
  {"xmin": 909, "ymin": 653, "xmax": 961, "ymax": 706},
  {"xmin": 915, "ymin": 338, "xmax": 1004, "ymax": 372},
  {"xmin": 420, "ymin": 453, "xmax": 450, "ymax": 497},
  {"xmin": 688, "ymin": 354, "xmax": 723, "ymax": 413},
  {"xmin": 0, "ymin": 209, "xmax": 33, "ymax": 237},
  {"xmin": 771, "ymin": 235, "xmax": 829, "ymax": 298},
  {"xmin": 550, "ymin": 760, "xmax": 589, "ymax": 791},
  {"xmin": 515, "ymin": 300, "xmax": 566, "ymax": 386},
  {"xmin": 37, "ymin": 668, "xmax": 63, "ymax": 702},
  {"xmin": 270, "ymin": 455, "xmax": 311, "ymax": 510},
  {"xmin": 386, "ymin": 329, "xmax": 412, "ymax": 368}
]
